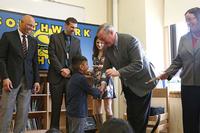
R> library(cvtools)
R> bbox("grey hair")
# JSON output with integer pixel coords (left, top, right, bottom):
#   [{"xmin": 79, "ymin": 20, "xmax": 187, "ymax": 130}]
[{"xmin": 97, "ymin": 23, "xmax": 115, "ymax": 34}]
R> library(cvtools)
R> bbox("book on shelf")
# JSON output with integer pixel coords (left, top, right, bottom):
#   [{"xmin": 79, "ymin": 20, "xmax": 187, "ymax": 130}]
[
  {"xmin": 31, "ymin": 99, "xmax": 37, "ymax": 112},
  {"xmin": 32, "ymin": 118, "xmax": 37, "ymax": 130},
  {"xmin": 26, "ymin": 118, "xmax": 43, "ymax": 130},
  {"xmin": 30, "ymin": 96, "xmax": 44, "ymax": 112}
]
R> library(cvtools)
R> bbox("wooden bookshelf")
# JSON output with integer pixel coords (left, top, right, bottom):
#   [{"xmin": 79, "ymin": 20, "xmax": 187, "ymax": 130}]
[{"xmin": 25, "ymin": 70, "xmax": 49, "ymax": 131}]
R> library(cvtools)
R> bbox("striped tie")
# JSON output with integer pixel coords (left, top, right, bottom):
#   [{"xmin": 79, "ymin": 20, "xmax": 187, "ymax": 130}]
[{"xmin": 22, "ymin": 35, "xmax": 28, "ymax": 56}]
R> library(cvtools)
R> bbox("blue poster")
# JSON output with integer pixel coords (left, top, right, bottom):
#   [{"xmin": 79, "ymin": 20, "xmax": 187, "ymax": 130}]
[{"xmin": 0, "ymin": 9, "xmax": 99, "ymax": 69}]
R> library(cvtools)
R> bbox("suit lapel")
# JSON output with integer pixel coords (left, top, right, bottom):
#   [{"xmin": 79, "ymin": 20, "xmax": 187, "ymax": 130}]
[
  {"xmin": 69, "ymin": 36, "xmax": 76, "ymax": 58},
  {"xmin": 116, "ymin": 34, "xmax": 122, "ymax": 66},
  {"xmin": 183, "ymin": 34, "xmax": 194, "ymax": 56},
  {"xmin": 59, "ymin": 32, "xmax": 68, "ymax": 55},
  {"xmin": 109, "ymin": 34, "xmax": 122, "ymax": 68},
  {"xmin": 13, "ymin": 30, "xmax": 24, "ymax": 58},
  {"xmin": 193, "ymin": 35, "xmax": 200, "ymax": 54},
  {"xmin": 184, "ymin": 33, "xmax": 200, "ymax": 56}
]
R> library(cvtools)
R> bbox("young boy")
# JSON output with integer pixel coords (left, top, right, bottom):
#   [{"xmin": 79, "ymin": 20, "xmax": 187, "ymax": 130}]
[{"xmin": 67, "ymin": 56, "xmax": 101, "ymax": 133}]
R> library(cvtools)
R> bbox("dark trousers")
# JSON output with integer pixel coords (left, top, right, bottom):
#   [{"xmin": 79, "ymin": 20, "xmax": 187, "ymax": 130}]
[
  {"xmin": 181, "ymin": 85, "xmax": 200, "ymax": 133},
  {"xmin": 68, "ymin": 116, "xmax": 86, "ymax": 133},
  {"xmin": 50, "ymin": 78, "xmax": 69, "ymax": 130},
  {"xmin": 123, "ymin": 86, "xmax": 151, "ymax": 133}
]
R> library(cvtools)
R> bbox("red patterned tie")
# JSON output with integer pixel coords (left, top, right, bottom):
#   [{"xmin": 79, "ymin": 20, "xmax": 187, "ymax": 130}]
[{"xmin": 22, "ymin": 35, "xmax": 28, "ymax": 56}]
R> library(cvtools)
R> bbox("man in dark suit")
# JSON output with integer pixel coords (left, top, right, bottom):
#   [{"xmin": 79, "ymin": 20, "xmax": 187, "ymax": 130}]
[
  {"xmin": 97, "ymin": 24, "xmax": 158, "ymax": 133},
  {"xmin": 48, "ymin": 17, "xmax": 82, "ymax": 130},
  {"xmin": 0, "ymin": 15, "xmax": 40, "ymax": 133}
]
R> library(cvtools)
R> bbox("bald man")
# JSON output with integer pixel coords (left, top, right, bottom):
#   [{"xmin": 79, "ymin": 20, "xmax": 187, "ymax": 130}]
[{"xmin": 0, "ymin": 15, "xmax": 40, "ymax": 133}]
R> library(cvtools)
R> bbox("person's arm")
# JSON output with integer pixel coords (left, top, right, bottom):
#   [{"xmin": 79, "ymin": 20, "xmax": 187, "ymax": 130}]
[
  {"xmin": 159, "ymin": 37, "xmax": 183, "ymax": 80},
  {"xmin": 0, "ymin": 33, "xmax": 9, "ymax": 80},
  {"xmin": 32, "ymin": 38, "xmax": 40, "ymax": 93},
  {"xmin": 32, "ymin": 38, "xmax": 40, "ymax": 82},
  {"xmin": 81, "ymin": 76, "xmax": 101, "ymax": 98},
  {"xmin": 161, "ymin": 55, "xmax": 182, "ymax": 80},
  {"xmin": 99, "ymin": 55, "xmax": 112, "ymax": 92},
  {"xmin": 0, "ymin": 33, "xmax": 13, "ymax": 92}
]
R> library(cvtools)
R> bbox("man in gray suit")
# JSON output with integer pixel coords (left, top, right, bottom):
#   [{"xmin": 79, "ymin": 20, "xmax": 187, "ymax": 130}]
[
  {"xmin": 48, "ymin": 17, "xmax": 82, "ymax": 130},
  {"xmin": 0, "ymin": 15, "xmax": 40, "ymax": 133},
  {"xmin": 97, "ymin": 24, "xmax": 157, "ymax": 133}
]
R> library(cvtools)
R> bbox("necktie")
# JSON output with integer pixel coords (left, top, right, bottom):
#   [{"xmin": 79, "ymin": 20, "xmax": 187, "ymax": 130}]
[
  {"xmin": 22, "ymin": 35, "xmax": 28, "ymax": 56},
  {"xmin": 67, "ymin": 36, "xmax": 71, "ymax": 45},
  {"xmin": 65, "ymin": 36, "xmax": 71, "ymax": 53},
  {"xmin": 65, "ymin": 36, "xmax": 71, "ymax": 67},
  {"xmin": 113, "ymin": 45, "xmax": 119, "ymax": 59},
  {"xmin": 113, "ymin": 45, "xmax": 120, "ymax": 68}
]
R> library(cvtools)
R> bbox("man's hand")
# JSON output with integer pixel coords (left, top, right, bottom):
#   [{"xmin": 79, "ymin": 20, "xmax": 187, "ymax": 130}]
[
  {"xmin": 106, "ymin": 68, "xmax": 120, "ymax": 77},
  {"xmin": 33, "ymin": 82, "xmax": 40, "ymax": 94},
  {"xmin": 60, "ymin": 68, "xmax": 71, "ymax": 78},
  {"xmin": 3, "ymin": 78, "xmax": 13, "ymax": 92},
  {"xmin": 158, "ymin": 72, "xmax": 168, "ymax": 80},
  {"xmin": 145, "ymin": 72, "xmax": 169, "ymax": 84}
]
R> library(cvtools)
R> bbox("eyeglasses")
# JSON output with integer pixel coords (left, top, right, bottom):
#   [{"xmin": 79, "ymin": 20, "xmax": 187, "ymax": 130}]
[{"xmin": 185, "ymin": 14, "xmax": 197, "ymax": 23}]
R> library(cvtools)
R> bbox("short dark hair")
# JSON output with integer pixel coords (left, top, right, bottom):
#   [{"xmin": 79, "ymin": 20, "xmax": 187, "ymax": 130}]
[
  {"xmin": 45, "ymin": 128, "xmax": 61, "ymax": 133},
  {"xmin": 100, "ymin": 118, "xmax": 134, "ymax": 133},
  {"xmin": 72, "ymin": 56, "xmax": 87, "ymax": 72},
  {"xmin": 185, "ymin": 7, "xmax": 200, "ymax": 21},
  {"xmin": 65, "ymin": 17, "xmax": 78, "ymax": 25}
]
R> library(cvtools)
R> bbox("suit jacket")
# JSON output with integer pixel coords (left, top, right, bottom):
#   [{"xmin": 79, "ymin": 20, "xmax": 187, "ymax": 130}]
[
  {"xmin": 166, "ymin": 32, "xmax": 200, "ymax": 86},
  {"xmin": 48, "ymin": 31, "xmax": 82, "ymax": 84},
  {"xmin": 0, "ymin": 30, "xmax": 40, "ymax": 90},
  {"xmin": 103, "ymin": 33, "xmax": 157, "ymax": 97}
]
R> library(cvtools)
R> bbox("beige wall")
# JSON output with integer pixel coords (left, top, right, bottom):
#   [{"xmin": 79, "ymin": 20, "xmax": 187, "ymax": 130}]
[
  {"xmin": 118, "ymin": 0, "xmax": 146, "ymax": 47},
  {"xmin": 0, "ymin": 0, "xmax": 108, "ymax": 25},
  {"xmin": 0, "ymin": 0, "xmax": 85, "ymax": 21},
  {"xmin": 57, "ymin": 0, "xmax": 108, "ymax": 24},
  {"xmin": 165, "ymin": 0, "xmax": 200, "ymax": 25},
  {"xmin": 145, "ymin": 0, "xmax": 164, "ymax": 71}
]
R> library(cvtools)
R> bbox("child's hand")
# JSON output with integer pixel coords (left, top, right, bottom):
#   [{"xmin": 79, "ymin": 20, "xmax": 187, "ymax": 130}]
[
  {"xmin": 98, "ymin": 86, "xmax": 104, "ymax": 94},
  {"xmin": 99, "ymin": 81, "xmax": 107, "ymax": 93}
]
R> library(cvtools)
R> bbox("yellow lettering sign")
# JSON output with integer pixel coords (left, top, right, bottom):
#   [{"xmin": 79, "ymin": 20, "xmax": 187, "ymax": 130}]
[
  {"xmin": 83, "ymin": 29, "xmax": 90, "ymax": 37},
  {"xmin": 6, "ymin": 18, "xmax": 16, "ymax": 28},
  {"xmin": 38, "ymin": 56, "xmax": 45, "ymax": 64},
  {"xmin": 74, "ymin": 28, "xmax": 81, "ymax": 36},
  {"xmin": 0, "ymin": 17, "xmax": 2, "ymax": 25},
  {"xmin": 51, "ymin": 25, "xmax": 62, "ymax": 33},
  {"xmin": 40, "ymin": 23, "xmax": 49, "ymax": 33}
]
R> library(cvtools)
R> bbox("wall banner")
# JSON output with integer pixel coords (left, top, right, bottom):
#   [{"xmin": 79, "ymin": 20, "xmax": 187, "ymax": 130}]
[{"xmin": 0, "ymin": 9, "xmax": 99, "ymax": 70}]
